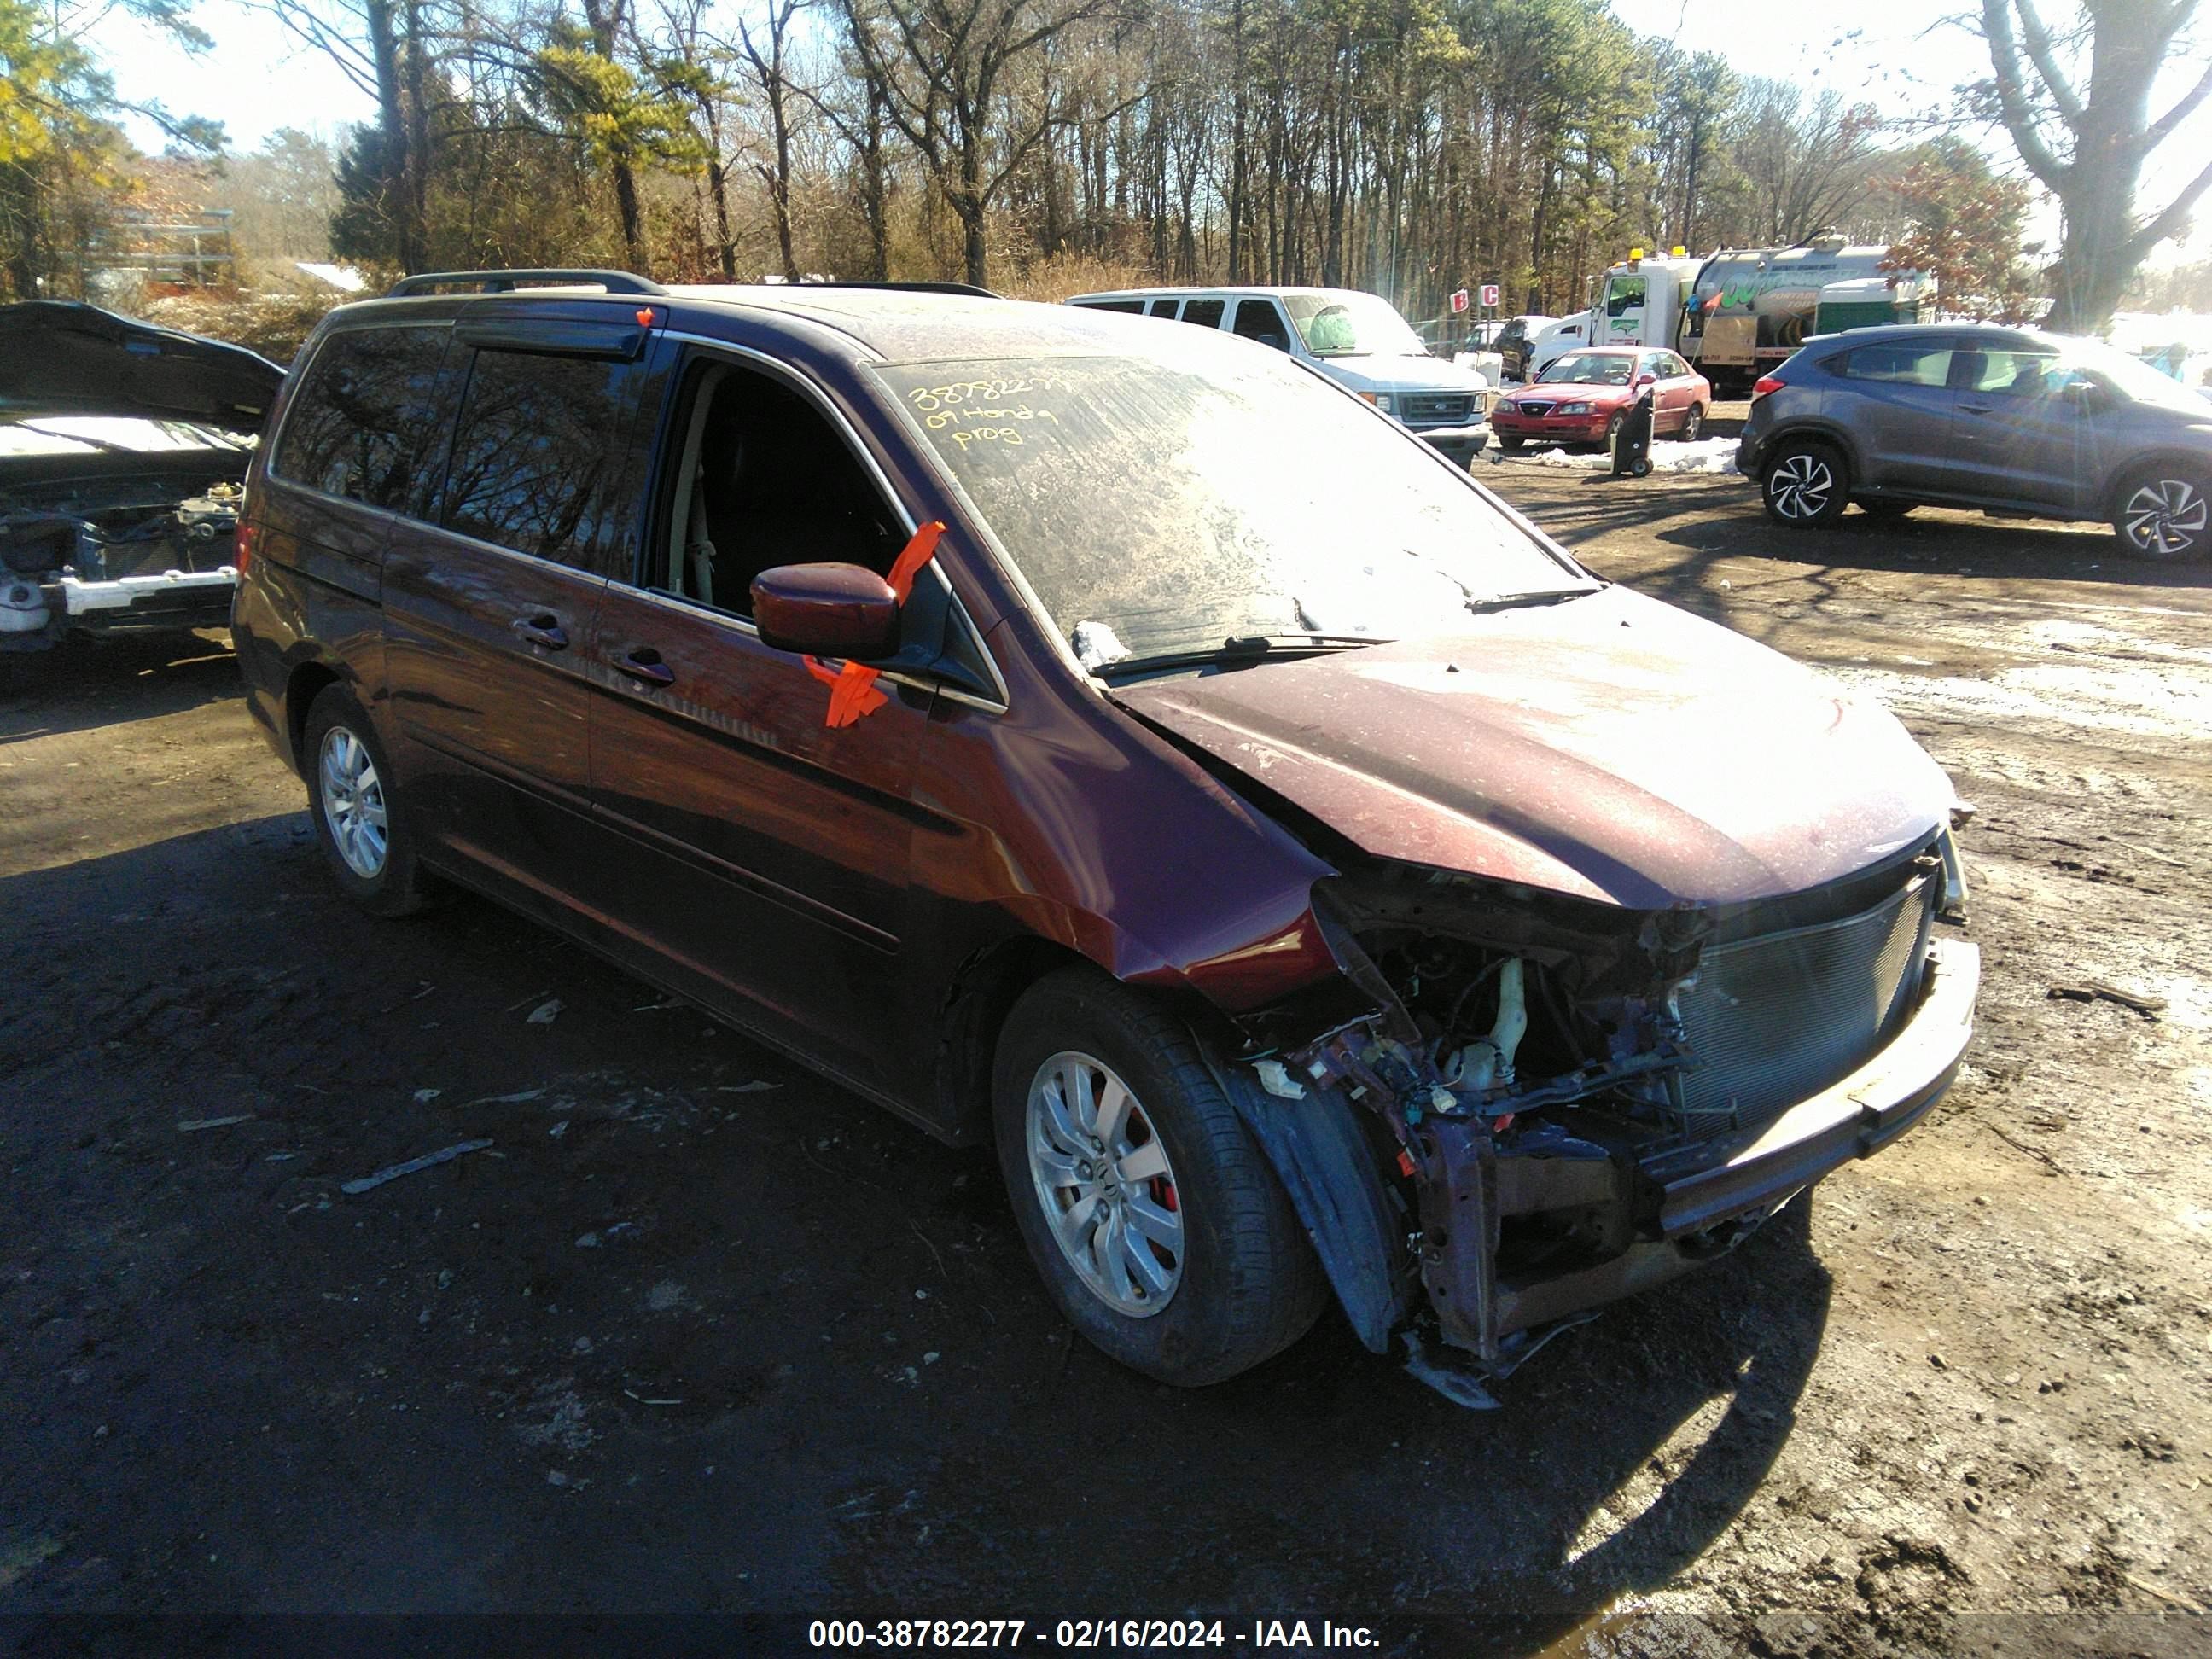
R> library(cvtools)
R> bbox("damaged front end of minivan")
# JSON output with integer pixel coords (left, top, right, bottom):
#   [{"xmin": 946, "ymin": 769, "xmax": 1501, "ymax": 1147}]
[{"xmin": 1207, "ymin": 833, "xmax": 1976, "ymax": 1394}]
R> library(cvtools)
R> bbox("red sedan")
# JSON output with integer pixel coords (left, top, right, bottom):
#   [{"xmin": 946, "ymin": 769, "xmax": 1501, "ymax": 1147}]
[{"xmin": 1493, "ymin": 346, "xmax": 1713, "ymax": 452}]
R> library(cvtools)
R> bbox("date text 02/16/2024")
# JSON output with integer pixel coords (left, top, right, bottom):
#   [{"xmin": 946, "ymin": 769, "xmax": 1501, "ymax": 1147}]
[{"xmin": 806, "ymin": 1621, "xmax": 1382, "ymax": 1649}]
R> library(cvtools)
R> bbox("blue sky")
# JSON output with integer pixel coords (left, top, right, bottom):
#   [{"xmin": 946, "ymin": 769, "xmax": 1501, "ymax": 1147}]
[{"xmin": 91, "ymin": 0, "xmax": 2212, "ymax": 260}]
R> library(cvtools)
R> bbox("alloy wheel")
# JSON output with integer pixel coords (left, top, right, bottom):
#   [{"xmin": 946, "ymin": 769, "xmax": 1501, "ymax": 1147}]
[
  {"xmin": 318, "ymin": 725, "xmax": 390, "ymax": 881},
  {"xmin": 1680, "ymin": 405, "xmax": 1704, "ymax": 442},
  {"xmin": 1025, "ymin": 1051, "xmax": 1184, "ymax": 1317},
  {"xmin": 1767, "ymin": 451, "xmax": 1835, "ymax": 519},
  {"xmin": 2120, "ymin": 477, "xmax": 2208, "ymax": 559}
]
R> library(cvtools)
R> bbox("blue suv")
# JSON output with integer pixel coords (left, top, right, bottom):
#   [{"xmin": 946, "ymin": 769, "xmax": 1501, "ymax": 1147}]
[{"xmin": 1737, "ymin": 323, "xmax": 2212, "ymax": 561}]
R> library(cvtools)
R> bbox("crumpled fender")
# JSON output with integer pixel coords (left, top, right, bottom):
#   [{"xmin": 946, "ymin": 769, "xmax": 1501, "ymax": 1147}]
[{"xmin": 1210, "ymin": 1056, "xmax": 1409, "ymax": 1353}]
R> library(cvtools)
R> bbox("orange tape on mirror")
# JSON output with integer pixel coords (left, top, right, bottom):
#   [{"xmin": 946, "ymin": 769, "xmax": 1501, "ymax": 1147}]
[{"xmin": 804, "ymin": 521, "xmax": 946, "ymax": 729}]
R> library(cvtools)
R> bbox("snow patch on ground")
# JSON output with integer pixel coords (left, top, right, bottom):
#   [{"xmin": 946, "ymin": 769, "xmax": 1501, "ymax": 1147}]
[{"xmin": 1499, "ymin": 436, "xmax": 1743, "ymax": 475}]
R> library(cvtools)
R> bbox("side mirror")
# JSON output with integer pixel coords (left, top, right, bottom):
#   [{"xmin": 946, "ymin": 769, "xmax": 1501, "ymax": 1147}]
[
  {"xmin": 1634, "ymin": 371, "xmax": 1657, "ymax": 388},
  {"xmin": 751, "ymin": 562, "xmax": 901, "ymax": 660}
]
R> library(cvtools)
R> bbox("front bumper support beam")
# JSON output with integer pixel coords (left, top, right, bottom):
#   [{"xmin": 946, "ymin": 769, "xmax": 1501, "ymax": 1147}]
[{"xmin": 1416, "ymin": 936, "xmax": 1980, "ymax": 1365}]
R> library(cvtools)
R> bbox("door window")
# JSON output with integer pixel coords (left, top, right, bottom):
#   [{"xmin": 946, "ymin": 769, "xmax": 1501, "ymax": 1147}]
[
  {"xmin": 438, "ymin": 349, "xmax": 640, "ymax": 569},
  {"xmin": 1231, "ymin": 300, "xmax": 1291, "ymax": 351},
  {"xmin": 1837, "ymin": 342, "xmax": 1954, "ymax": 387},
  {"xmin": 652, "ymin": 358, "xmax": 905, "ymax": 620},
  {"xmin": 1967, "ymin": 350, "xmax": 2062, "ymax": 398},
  {"xmin": 1179, "ymin": 298, "xmax": 1225, "ymax": 329},
  {"xmin": 271, "ymin": 326, "xmax": 451, "ymax": 510},
  {"xmin": 1147, "ymin": 299, "xmax": 1181, "ymax": 317}
]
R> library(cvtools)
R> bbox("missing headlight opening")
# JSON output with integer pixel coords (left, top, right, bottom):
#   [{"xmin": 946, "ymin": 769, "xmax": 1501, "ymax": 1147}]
[{"xmin": 1244, "ymin": 845, "xmax": 1954, "ymax": 1397}]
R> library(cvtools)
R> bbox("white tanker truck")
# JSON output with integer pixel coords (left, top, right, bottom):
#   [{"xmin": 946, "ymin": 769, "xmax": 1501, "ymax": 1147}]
[{"xmin": 1527, "ymin": 234, "xmax": 1936, "ymax": 396}]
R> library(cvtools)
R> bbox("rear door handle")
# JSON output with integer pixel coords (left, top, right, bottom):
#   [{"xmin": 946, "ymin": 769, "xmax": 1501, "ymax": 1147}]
[
  {"xmin": 1957, "ymin": 401, "xmax": 1994, "ymax": 415},
  {"xmin": 512, "ymin": 614, "xmax": 568, "ymax": 649},
  {"xmin": 614, "ymin": 647, "xmax": 675, "ymax": 687}
]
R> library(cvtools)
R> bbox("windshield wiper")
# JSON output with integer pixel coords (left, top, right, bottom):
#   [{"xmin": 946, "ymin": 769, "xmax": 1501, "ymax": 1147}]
[
  {"xmin": 1461, "ymin": 588, "xmax": 1598, "ymax": 618},
  {"xmin": 1091, "ymin": 633, "xmax": 1384, "ymax": 682}
]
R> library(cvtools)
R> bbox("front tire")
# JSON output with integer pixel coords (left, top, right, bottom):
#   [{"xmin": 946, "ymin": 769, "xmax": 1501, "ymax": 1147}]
[
  {"xmin": 992, "ymin": 967, "xmax": 1324, "ymax": 1386},
  {"xmin": 1497, "ymin": 434, "xmax": 1524, "ymax": 453},
  {"xmin": 1679, "ymin": 404, "xmax": 1706, "ymax": 442},
  {"xmin": 2112, "ymin": 467, "xmax": 2209, "ymax": 561},
  {"xmin": 303, "ymin": 684, "xmax": 434, "ymax": 917},
  {"xmin": 1762, "ymin": 439, "xmax": 1848, "ymax": 527}
]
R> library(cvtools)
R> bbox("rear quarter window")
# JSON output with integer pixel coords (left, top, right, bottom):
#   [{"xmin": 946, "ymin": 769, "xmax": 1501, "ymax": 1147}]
[
  {"xmin": 1835, "ymin": 341, "xmax": 1953, "ymax": 387},
  {"xmin": 1180, "ymin": 299, "xmax": 1225, "ymax": 329},
  {"xmin": 271, "ymin": 326, "xmax": 451, "ymax": 509}
]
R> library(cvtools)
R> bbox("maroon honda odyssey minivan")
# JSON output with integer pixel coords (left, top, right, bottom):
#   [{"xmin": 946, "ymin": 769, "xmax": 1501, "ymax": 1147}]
[{"xmin": 233, "ymin": 271, "xmax": 1977, "ymax": 1397}]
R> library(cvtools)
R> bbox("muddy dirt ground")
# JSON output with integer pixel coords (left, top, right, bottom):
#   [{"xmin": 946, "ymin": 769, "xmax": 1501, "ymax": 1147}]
[{"xmin": 3, "ymin": 463, "xmax": 2208, "ymax": 1657}]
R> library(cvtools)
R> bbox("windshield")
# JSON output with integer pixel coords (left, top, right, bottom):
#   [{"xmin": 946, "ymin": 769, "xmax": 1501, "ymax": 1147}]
[
  {"xmin": 876, "ymin": 349, "xmax": 1588, "ymax": 663},
  {"xmin": 0, "ymin": 416, "xmax": 256, "ymax": 458},
  {"xmin": 2062, "ymin": 338, "xmax": 2209, "ymax": 408},
  {"xmin": 1539, "ymin": 352, "xmax": 1634, "ymax": 387},
  {"xmin": 1282, "ymin": 292, "xmax": 1428, "ymax": 358}
]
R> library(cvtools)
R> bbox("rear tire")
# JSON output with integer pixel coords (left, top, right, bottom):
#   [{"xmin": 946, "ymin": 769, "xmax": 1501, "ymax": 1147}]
[
  {"xmin": 303, "ymin": 684, "xmax": 434, "ymax": 917},
  {"xmin": 992, "ymin": 967, "xmax": 1325, "ymax": 1386},
  {"xmin": 2111, "ymin": 466, "xmax": 2210, "ymax": 562},
  {"xmin": 1762, "ymin": 439, "xmax": 1848, "ymax": 527}
]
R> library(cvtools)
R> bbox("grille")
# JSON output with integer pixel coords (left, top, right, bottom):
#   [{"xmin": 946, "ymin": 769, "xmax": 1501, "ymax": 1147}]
[
  {"xmin": 1402, "ymin": 393, "xmax": 1475, "ymax": 426},
  {"xmin": 1511, "ymin": 399, "xmax": 1553, "ymax": 416},
  {"xmin": 1674, "ymin": 873, "xmax": 1934, "ymax": 1132}
]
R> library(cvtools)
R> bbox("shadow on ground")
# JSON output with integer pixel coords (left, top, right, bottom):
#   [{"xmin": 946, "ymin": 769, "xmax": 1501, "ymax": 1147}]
[
  {"xmin": 0, "ymin": 818, "xmax": 1831, "ymax": 1649},
  {"xmin": 0, "ymin": 632, "xmax": 240, "ymax": 744}
]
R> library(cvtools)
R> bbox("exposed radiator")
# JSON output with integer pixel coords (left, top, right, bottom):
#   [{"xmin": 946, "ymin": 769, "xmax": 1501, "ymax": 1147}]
[{"xmin": 1674, "ymin": 873, "xmax": 1935, "ymax": 1132}]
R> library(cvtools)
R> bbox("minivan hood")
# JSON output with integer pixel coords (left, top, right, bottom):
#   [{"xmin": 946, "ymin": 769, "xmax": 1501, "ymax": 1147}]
[
  {"xmin": 0, "ymin": 301, "xmax": 284, "ymax": 430},
  {"xmin": 1111, "ymin": 585, "xmax": 1953, "ymax": 909}
]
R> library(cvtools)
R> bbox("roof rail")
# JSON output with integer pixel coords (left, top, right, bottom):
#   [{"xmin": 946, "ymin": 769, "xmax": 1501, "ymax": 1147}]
[
  {"xmin": 787, "ymin": 280, "xmax": 999, "ymax": 299},
  {"xmin": 386, "ymin": 268, "xmax": 667, "ymax": 298}
]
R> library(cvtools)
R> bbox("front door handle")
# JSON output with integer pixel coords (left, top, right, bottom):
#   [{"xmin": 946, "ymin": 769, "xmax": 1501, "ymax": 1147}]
[
  {"xmin": 1957, "ymin": 400, "xmax": 1994, "ymax": 415},
  {"xmin": 614, "ymin": 647, "xmax": 676, "ymax": 687},
  {"xmin": 512, "ymin": 614, "xmax": 568, "ymax": 649}
]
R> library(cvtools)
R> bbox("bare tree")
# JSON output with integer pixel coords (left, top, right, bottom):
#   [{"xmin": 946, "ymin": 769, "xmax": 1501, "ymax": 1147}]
[
  {"xmin": 836, "ymin": 0, "xmax": 1122, "ymax": 285},
  {"xmin": 1977, "ymin": 0, "xmax": 2212, "ymax": 329},
  {"xmin": 731, "ymin": 0, "xmax": 809, "ymax": 282}
]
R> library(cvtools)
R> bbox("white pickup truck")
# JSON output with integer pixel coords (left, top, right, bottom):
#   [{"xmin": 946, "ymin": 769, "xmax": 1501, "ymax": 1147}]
[{"xmin": 1068, "ymin": 285, "xmax": 1493, "ymax": 466}]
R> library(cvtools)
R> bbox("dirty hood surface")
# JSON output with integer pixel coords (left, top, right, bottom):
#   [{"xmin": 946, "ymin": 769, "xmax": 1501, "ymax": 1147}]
[
  {"xmin": 0, "ymin": 302, "xmax": 284, "ymax": 430},
  {"xmin": 1112, "ymin": 584, "xmax": 1953, "ymax": 908}
]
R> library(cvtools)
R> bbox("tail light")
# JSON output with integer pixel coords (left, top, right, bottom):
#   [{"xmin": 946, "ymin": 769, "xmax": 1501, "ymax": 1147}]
[
  {"xmin": 234, "ymin": 519, "xmax": 255, "ymax": 575},
  {"xmin": 1751, "ymin": 375, "xmax": 1785, "ymax": 400}
]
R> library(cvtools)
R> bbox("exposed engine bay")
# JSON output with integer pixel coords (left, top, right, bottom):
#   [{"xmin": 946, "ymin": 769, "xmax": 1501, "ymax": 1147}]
[
  {"xmin": 0, "ymin": 470, "xmax": 247, "ymax": 649},
  {"xmin": 0, "ymin": 300, "xmax": 281, "ymax": 672}
]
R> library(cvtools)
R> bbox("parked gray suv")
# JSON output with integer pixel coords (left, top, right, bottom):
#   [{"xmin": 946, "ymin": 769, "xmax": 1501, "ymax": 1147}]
[{"xmin": 1738, "ymin": 323, "xmax": 2212, "ymax": 560}]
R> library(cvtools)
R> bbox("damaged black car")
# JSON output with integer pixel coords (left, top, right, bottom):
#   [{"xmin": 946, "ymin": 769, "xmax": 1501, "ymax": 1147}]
[{"xmin": 0, "ymin": 301, "xmax": 282, "ymax": 684}]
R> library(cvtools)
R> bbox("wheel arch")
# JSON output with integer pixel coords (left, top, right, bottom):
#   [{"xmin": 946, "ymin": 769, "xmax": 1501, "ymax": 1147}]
[
  {"xmin": 936, "ymin": 934, "xmax": 1100, "ymax": 1142},
  {"xmin": 2104, "ymin": 449, "xmax": 2212, "ymax": 510},
  {"xmin": 284, "ymin": 660, "xmax": 344, "ymax": 777},
  {"xmin": 1762, "ymin": 420, "xmax": 1860, "ymax": 484}
]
